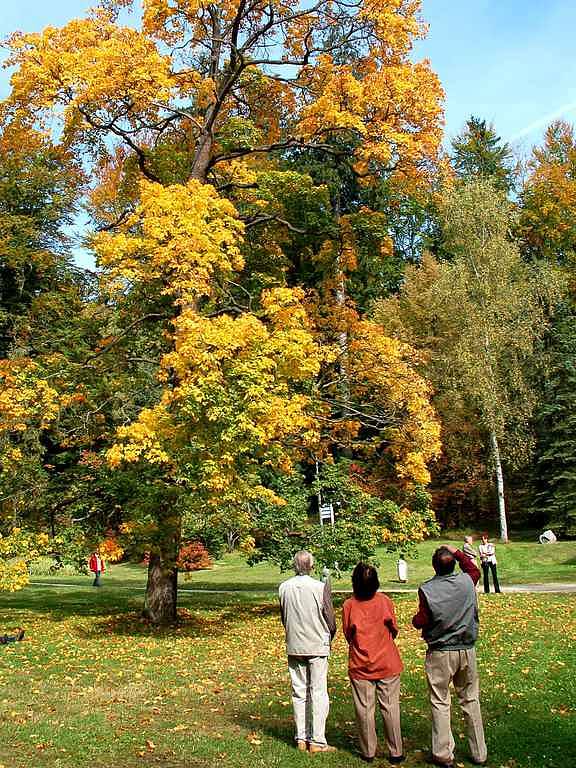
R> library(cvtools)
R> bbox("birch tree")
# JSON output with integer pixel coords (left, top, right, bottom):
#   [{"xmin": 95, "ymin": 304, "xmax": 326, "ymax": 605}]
[{"xmin": 379, "ymin": 179, "xmax": 554, "ymax": 541}]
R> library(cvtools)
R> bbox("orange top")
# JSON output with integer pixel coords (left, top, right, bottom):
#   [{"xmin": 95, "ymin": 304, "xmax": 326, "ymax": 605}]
[{"xmin": 342, "ymin": 592, "xmax": 403, "ymax": 680}]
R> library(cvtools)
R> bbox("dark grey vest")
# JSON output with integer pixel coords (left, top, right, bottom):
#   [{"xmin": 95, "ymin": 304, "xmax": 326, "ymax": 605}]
[{"xmin": 420, "ymin": 572, "xmax": 478, "ymax": 651}]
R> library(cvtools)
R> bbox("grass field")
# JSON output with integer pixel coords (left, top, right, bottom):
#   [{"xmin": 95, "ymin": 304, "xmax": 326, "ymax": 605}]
[
  {"xmin": 30, "ymin": 537, "xmax": 576, "ymax": 593},
  {"xmin": 0, "ymin": 580, "xmax": 574, "ymax": 768}
]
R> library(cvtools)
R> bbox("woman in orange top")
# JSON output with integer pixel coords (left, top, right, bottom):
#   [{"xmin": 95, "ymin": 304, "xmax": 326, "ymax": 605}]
[{"xmin": 342, "ymin": 563, "xmax": 404, "ymax": 764}]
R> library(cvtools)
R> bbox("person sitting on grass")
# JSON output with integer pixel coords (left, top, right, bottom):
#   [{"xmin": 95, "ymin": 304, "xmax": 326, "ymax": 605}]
[
  {"xmin": 0, "ymin": 628, "xmax": 25, "ymax": 645},
  {"xmin": 343, "ymin": 563, "xmax": 405, "ymax": 765}
]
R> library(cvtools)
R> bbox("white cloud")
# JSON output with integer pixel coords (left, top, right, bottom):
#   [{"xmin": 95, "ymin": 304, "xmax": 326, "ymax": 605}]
[{"xmin": 507, "ymin": 101, "xmax": 576, "ymax": 143}]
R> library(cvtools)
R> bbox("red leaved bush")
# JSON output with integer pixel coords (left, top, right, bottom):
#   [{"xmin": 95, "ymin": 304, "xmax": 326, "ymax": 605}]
[{"xmin": 176, "ymin": 541, "xmax": 212, "ymax": 571}]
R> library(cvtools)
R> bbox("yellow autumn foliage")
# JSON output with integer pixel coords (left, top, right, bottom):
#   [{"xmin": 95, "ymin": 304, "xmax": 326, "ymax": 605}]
[
  {"xmin": 0, "ymin": 529, "xmax": 50, "ymax": 592},
  {"xmin": 96, "ymin": 181, "xmax": 325, "ymax": 503},
  {"xmin": 348, "ymin": 321, "xmax": 442, "ymax": 487},
  {"xmin": 0, "ymin": 359, "xmax": 60, "ymax": 436},
  {"xmin": 7, "ymin": 10, "xmax": 175, "ymax": 139},
  {"xmin": 6, "ymin": 0, "xmax": 443, "ymax": 187},
  {"xmin": 94, "ymin": 179, "xmax": 244, "ymax": 303}
]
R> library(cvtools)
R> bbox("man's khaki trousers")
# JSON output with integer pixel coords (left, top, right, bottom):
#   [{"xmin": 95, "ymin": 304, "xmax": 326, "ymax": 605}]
[
  {"xmin": 349, "ymin": 674, "xmax": 403, "ymax": 760},
  {"xmin": 288, "ymin": 655, "xmax": 329, "ymax": 746},
  {"xmin": 425, "ymin": 648, "xmax": 487, "ymax": 765}
]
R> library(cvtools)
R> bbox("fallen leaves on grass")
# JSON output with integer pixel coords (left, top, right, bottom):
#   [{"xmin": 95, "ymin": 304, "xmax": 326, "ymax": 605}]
[{"xmin": 0, "ymin": 593, "xmax": 573, "ymax": 767}]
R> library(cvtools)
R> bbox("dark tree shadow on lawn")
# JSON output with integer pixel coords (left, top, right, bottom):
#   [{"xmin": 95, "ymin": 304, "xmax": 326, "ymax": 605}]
[
  {"xmin": 0, "ymin": 584, "xmax": 283, "ymax": 641},
  {"xmin": 76, "ymin": 601, "xmax": 280, "ymax": 640}
]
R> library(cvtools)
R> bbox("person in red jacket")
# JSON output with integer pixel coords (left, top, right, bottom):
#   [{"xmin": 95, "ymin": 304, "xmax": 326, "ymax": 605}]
[
  {"xmin": 342, "ymin": 563, "xmax": 404, "ymax": 765},
  {"xmin": 89, "ymin": 551, "xmax": 105, "ymax": 587}
]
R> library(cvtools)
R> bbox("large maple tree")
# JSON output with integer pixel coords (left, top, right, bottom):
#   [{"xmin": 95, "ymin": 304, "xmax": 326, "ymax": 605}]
[{"xmin": 4, "ymin": 0, "xmax": 445, "ymax": 620}]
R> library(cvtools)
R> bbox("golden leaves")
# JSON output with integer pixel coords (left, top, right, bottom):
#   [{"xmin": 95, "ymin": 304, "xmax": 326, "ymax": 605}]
[
  {"xmin": 93, "ymin": 179, "xmax": 244, "ymax": 304},
  {"xmin": 98, "ymin": 181, "xmax": 324, "ymax": 506},
  {"xmin": 0, "ymin": 529, "xmax": 50, "ymax": 591},
  {"xmin": 346, "ymin": 320, "xmax": 441, "ymax": 486},
  {"xmin": 7, "ymin": 11, "xmax": 174, "ymax": 137},
  {"xmin": 0, "ymin": 360, "xmax": 59, "ymax": 437},
  {"xmin": 520, "ymin": 120, "xmax": 576, "ymax": 261}
]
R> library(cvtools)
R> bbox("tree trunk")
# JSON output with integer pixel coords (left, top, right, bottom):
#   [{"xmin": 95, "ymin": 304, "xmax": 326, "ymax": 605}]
[
  {"xmin": 333, "ymin": 194, "xmax": 353, "ymax": 451},
  {"xmin": 143, "ymin": 551, "xmax": 178, "ymax": 624},
  {"xmin": 490, "ymin": 430, "xmax": 508, "ymax": 542},
  {"xmin": 190, "ymin": 132, "xmax": 212, "ymax": 182}
]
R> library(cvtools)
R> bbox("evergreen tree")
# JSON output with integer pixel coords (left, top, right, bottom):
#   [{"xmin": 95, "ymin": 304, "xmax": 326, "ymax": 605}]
[
  {"xmin": 451, "ymin": 116, "xmax": 515, "ymax": 193},
  {"xmin": 534, "ymin": 304, "xmax": 576, "ymax": 536}
]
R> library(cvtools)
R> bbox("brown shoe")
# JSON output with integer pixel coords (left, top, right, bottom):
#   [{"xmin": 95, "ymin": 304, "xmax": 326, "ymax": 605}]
[
  {"xmin": 309, "ymin": 744, "xmax": 337, "ymax": 754},
  {"xmin": 297, "ymin": 740, "xmax": 308, "ymax": 752}
]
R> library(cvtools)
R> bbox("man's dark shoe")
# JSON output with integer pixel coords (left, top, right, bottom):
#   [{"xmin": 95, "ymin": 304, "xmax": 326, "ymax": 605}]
[
  {"xmin": 389, "ymin": 755, "xmax": 405, "ymax": 765},
  {"xmin": 359, "ymin": 756, "xmax": 374, "ymax": 763},
  {"xmin": 470, "ymin": 760, "xmax": 487, "ymax": 766},
  {"xmin": 429, "ymin": 757, "xmax": 454, "ymax": 768}
]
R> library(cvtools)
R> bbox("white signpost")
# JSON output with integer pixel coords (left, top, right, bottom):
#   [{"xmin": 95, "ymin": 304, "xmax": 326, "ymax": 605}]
[{"xmin": 319, "ymin": 503, "xmax": 335, "ymax": 526}]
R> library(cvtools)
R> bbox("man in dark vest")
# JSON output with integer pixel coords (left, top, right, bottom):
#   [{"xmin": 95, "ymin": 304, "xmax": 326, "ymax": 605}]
[{"xmin": 413, "ymin": 545, "xmax": 487, "ymax": 768}]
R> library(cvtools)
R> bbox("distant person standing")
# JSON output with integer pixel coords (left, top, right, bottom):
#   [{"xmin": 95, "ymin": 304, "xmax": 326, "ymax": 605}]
[
  {"xmin": 462, "ymin": 536, "xmax": 478, "ymax": 566},
  {"xmin": 279, "ymin": 551, "xmax": 337, "ymax": 753},
  {"xmin": 478, "ymin": 534, "xmax": 500, "ymax": 594},
  {"xmin": 343, "ymin": 564, "xmax": 404, "ymax": 764},
  {"xmin": 89, "ymin": 551, "xmax": 105, "ymax": 587}
]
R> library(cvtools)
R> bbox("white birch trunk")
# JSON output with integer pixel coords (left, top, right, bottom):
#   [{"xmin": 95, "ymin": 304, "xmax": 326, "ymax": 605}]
[{"xmin": 490, "ymin": 430, "xmax": 508, "ymax": 542}]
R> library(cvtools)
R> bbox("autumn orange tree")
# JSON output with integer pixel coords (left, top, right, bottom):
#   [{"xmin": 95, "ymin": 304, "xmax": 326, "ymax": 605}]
[
  {"xmin": 5, "ymin": 0, "xmax": 444, "ymax": 620},
  {"xmin": 520, "ymin": 120, "xmax": 576, "ymax": 265}
]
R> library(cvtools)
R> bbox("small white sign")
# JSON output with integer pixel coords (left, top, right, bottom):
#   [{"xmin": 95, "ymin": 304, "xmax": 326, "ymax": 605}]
[{"xmin": 319, "ymin": 503, "xmax": 334, "ymax": 525}]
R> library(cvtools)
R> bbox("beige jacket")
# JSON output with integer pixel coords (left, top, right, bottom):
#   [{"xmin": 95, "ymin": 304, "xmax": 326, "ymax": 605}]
[{"xmin": 279, "ymin": 574, "xmax": 336, "ymax": 657}]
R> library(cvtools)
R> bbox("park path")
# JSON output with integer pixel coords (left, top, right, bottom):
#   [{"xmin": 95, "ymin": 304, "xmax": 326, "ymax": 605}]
[{"xmin": 29, "ymin": 581, "xmax": 576, "ymax": 594}]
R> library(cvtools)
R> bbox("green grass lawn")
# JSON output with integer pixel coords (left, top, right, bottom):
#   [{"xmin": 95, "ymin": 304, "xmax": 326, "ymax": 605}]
[
  {"xmin": 30, "ymin": 537, "xmax": 576, "ymax": 593},
  {"xmin": 0, "ymin": 582, "xmax": 574, "ymax": 768}
]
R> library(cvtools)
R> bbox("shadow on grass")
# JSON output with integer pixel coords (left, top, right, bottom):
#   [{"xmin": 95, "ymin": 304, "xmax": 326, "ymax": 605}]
[
  {"xmin": 233, "ymin": 705, "xmax": 356, "ymax": 756},
  {"xmin": 181, "ymin": 580, "xmax": 281, "ymax": 591},
  {"xmin": 0, "ymin": 583, "xmax": 282, "ymax": 640}
]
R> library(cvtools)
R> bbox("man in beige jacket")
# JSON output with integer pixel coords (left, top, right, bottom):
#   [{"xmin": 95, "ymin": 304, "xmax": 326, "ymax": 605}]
[{"xmin": 279, "ymin": 550, "xmax": 337, "ymax": 753}]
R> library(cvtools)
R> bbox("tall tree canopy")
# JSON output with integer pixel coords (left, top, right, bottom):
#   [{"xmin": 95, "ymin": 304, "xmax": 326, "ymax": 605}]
[
  {"xmin": 520, "ymin": 120, "xmax": 576, "ymax": 265},
  {"xmin": 3, "ymin": 0, "xmax": 445, "ymax": 618},
  {"xmin": 6, "ymin": 0, "xmax": 443, "ymax": 186}
]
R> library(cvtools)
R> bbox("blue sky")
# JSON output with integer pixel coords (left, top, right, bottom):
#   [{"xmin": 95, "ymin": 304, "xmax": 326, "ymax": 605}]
[
  {"xmin": 2, "ymin": 0, "xmax": 576, "ymax": 149},
  {"xmin": 413, "ymin": 0, "xmax": 576, "ymax": 150}
]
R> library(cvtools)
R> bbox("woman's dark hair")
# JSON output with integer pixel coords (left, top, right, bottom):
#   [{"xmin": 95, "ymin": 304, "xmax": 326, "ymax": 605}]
[{"xmin": 352, "ymin": 563, "xmax": 379, "ymax": 600}]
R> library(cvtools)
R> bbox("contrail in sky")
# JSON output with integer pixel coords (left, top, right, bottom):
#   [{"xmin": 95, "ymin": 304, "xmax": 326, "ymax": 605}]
[{"xmin": 508, "ymin": 100, "xmax": 576, "ymax": 142}]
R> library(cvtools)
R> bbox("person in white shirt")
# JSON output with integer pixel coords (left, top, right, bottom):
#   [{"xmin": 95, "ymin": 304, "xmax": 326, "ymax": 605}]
[
  {"xmin": 478, "ymin": 534, "xmax": 501, "ymax": 593},
  {"xmin": 279, "ymin": 551, "xmax": 337, "ymax": 753}
]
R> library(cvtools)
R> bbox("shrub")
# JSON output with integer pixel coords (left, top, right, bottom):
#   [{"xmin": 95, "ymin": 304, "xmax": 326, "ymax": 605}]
[{"xmin": 176, "ymin": 541, "xmax": 212, "ymax": 571}]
